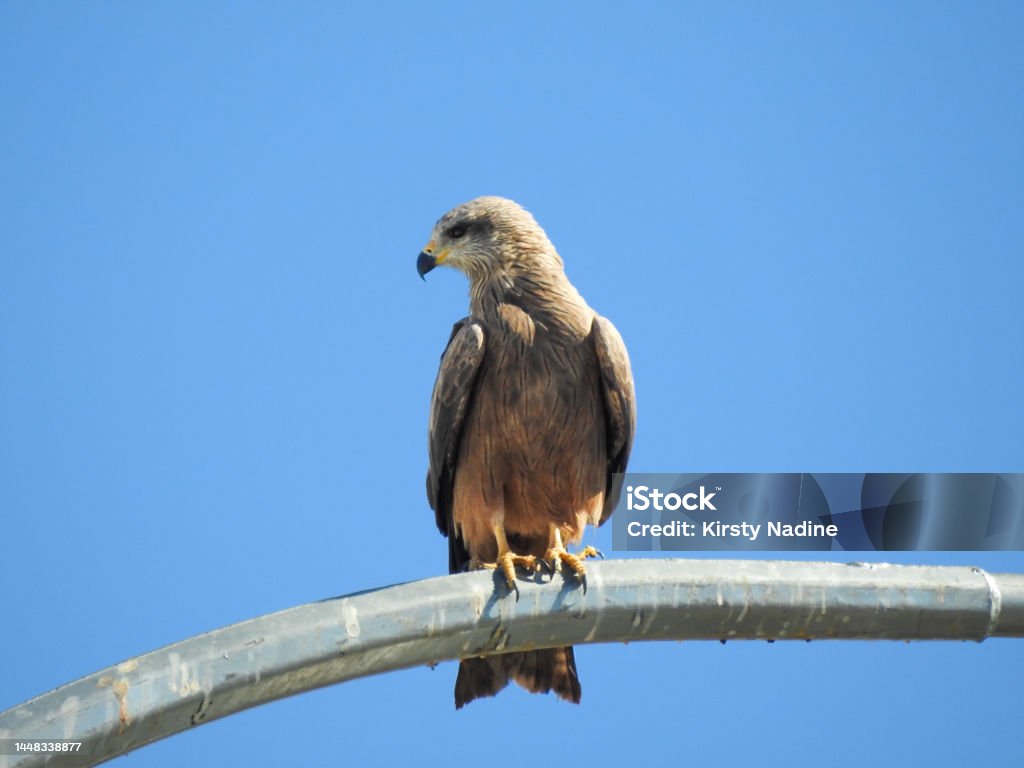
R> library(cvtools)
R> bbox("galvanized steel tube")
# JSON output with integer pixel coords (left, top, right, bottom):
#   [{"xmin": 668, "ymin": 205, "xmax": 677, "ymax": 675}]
[{"xmin": 1, "ymin": 559, "xmax": 1022, "ymax": 768}]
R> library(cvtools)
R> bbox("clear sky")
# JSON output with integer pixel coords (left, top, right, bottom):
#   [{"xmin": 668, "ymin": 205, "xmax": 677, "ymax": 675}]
[{"xmin": 2, "ymin": 2, "xmax": 1022, "ymax": 766}]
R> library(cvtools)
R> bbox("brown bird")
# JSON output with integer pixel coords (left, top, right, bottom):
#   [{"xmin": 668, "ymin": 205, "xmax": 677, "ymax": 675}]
[{"xmin": 418, "ymin": 196, "xmax": 636, "ymax": 708}]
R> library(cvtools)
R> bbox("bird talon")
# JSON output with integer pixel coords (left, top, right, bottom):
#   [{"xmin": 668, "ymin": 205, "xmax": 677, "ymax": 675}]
[
  {"xmin": 543, "ymin": 545, "xmax": 591, "ymax": 592},
  {"xmin": 495, "ymin": 550, "xmax": 540, "ymax": 599},
  {"xmin": 578, "ymin": 546, "xmax": 604, "ymax": 561}
]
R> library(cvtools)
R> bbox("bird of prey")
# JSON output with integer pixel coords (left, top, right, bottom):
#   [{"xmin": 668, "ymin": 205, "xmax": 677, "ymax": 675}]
[{"xmin": 417, "ymin": 196, "xmax": 636, "ymax": 708}]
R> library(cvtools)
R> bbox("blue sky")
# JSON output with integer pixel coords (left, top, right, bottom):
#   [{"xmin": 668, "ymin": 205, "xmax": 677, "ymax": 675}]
[{"xmin": 2, "ymin": 2, "xmax": 1022, "ymax": 766}]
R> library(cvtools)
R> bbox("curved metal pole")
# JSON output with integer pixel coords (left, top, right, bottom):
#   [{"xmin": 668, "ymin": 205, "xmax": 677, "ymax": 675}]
[{"xmin": 2, "ymin": 559, "xmax": 1022, "ymax": 767}]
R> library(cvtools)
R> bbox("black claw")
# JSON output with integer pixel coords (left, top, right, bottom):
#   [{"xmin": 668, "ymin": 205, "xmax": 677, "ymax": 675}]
[
  {"xmin": 538, "ymin": 559, "xmax": 555, "ymax": 576},
  {"xmin": 510, "ymin": 580, "xmax": 520, "ymax": 602},
  {"xmin": 580, "ymin": 572, "xmax": 588, "ymax": 595},
  {"xmin": 594, "ymin": 548, "xmax": 606, "ymax": 560}
]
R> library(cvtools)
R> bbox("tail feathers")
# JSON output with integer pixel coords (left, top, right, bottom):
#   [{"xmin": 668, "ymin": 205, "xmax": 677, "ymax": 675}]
[{"xmin": 455, "ymin": 647, "xmax": 581, "ymax": 709}]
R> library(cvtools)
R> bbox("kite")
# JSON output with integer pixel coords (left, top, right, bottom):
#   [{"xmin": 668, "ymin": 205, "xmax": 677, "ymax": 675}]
[{"xmin": 417, "ymin": 196, "xmax": 636, "ymax": 708}]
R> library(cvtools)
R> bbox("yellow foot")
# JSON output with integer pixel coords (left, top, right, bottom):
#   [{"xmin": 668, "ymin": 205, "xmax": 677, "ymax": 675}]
[
  {"xmin": 470, "ymin": 552, "xmax": 542, "ymax": 601},
  {"xmin": 543, "ymin": 545, "xmax": 602, "ymax": 594},
  {"xmin": 497, "ymin": 552, "xmax": 541, "ymax": 594}
]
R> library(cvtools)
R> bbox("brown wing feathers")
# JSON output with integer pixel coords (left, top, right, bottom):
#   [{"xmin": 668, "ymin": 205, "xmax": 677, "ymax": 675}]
[
  {"xmin": 592, "ymin": 315, "xmax": 637, "ymax": 523},
  {"xmin": 426, "ymin": 318, "xmax": 485, "ymax": 573}
]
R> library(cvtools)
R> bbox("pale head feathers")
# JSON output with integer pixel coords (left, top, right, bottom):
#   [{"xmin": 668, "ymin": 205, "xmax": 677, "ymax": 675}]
[{"xmin": 428, "ymin": 196, "xmax": 565, "ymax": 282}]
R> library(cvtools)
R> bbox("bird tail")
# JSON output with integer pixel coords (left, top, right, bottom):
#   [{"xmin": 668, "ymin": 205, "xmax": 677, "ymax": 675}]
[{"xmin": 454, "ymin": 647, "xmax": 582, "ymax": 709}]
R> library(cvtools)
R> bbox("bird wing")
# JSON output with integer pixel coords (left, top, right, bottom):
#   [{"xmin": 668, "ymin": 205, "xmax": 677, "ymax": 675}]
[
  {"xmin": 592, "ymin": 315, "xmax": 636, "ymax": 524},
  {"xmin": 426, "ymin": 317, "xmax": 487, "ymax": 573}
]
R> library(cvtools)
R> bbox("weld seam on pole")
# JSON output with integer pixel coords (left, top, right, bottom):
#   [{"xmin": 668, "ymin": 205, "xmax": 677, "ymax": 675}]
[{"xmin": 975, "ymin": 567, "xmax": 1002, "ymax": 639}]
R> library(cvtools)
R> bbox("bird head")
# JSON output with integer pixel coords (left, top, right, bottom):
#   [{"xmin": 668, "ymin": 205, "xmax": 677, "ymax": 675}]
[{"xmin": 417, "ymin": 196, "xmax": 559, "ymax": 282}]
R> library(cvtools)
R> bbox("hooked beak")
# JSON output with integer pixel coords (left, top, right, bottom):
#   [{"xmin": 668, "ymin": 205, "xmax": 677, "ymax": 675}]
[
  {"xmin": 416, "ymin": 240, "xmax": 449, "ymax": 280},
  {"xmin": 416, "ymin": 250, "xmax": 436, "ymax": 280}
]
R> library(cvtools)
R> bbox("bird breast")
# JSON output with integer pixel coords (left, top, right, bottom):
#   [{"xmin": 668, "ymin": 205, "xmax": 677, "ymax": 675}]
[{"xmin": 471, "ymin": 303, "xmax": 606, "ymax": 478}]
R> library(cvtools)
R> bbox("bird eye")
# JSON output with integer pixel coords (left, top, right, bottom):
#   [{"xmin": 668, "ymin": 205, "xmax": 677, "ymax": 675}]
[{"xmin": 448, "ymin": 225, "xmax": 467, "ymax": 239}]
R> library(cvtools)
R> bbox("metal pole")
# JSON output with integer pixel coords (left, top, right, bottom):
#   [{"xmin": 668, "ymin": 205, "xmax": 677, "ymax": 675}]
[{"xmin": 1, "ymin": 559, "xmax": 1022, "ymax": 768}]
